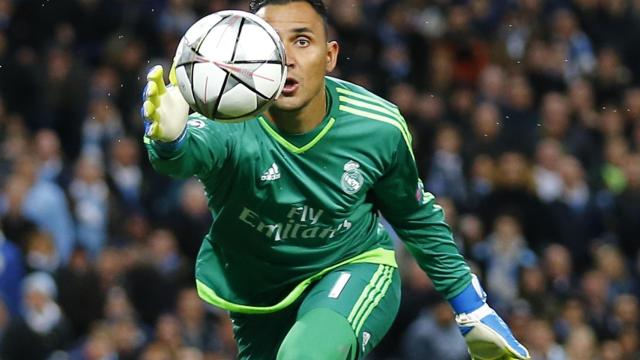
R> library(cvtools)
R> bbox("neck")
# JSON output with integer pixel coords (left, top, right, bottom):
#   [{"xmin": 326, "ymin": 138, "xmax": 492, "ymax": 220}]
[{"xmin": 267, "ymin": 87, "xmax": 327, "ymax": 134}]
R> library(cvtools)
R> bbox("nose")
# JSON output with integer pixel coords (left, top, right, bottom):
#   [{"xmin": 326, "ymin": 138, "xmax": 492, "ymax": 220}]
[{"xmin": 284, "ymin": 45, "xmax": 295, "ymax": 69}]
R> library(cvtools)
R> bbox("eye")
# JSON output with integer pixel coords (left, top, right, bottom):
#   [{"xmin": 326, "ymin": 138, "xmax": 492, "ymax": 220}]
[{"xmin": 295, "ymin": 37, "xmax": 310, "ymax": 47}]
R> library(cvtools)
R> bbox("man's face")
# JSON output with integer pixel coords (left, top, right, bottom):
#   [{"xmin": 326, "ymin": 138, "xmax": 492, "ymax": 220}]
[{"xmin": 257, "ymin": 2, "xmax": 338, "ymax": 111}]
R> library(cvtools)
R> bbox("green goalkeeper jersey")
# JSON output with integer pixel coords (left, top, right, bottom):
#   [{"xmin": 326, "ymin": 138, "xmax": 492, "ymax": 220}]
[{"xmin": 145, "ymin": 77, "xmax": 471, "ymax": 313}]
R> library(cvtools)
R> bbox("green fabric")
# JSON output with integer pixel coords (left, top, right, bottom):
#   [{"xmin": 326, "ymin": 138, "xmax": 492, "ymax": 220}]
[
  {"xmin": 231, "ymin": 262, "xmax": 400, "ymax": 359},
  {"xmin": 146, "ymin": 76, "xmax": 471, "ymax": 311},
  {"xmin": 297, "ymin": 263, "xmax": 401, "ymax": 357},
  {"xmin": 277, "ymin": 308, "xmax": 357, "ymax": 360},
  {"xmin": 195, "ymin": 247, "xmax": 396, "ymax": 314}
]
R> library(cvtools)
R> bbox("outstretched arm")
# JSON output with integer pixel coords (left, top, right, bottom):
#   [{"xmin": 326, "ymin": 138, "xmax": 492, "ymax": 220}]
[
  {"xmin": 373, "ymin": 131, "xmax": 530, "ymax": 360},
  {"xmin": 142, "ymin": 65, "xmax": 231, "ymax": 179}
]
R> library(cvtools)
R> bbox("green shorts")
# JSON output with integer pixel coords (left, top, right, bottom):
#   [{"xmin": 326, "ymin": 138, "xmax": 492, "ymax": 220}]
[{"xmin": 230, "ymin": 263, "xmax": 401, "ymax": 359}]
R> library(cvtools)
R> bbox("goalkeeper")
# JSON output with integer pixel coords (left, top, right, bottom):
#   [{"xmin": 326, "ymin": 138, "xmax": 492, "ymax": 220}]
[{"xmin": 142, "ymin": 0, "xmax": 530, "ymax": 359}]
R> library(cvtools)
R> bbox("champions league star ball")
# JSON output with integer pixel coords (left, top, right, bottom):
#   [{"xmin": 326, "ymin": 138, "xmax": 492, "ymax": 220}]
[{"xmin": 174, "ymin": 10, "xmax": 287, "ymax": 121}]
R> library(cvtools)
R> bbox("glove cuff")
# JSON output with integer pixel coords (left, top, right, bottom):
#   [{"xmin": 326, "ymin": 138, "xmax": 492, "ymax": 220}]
[
  {"xmin": 449, "ymin": 274, "xmax": 486, "ymax": 314},
  {"xmin": 152, "ymin": 127, "xmax": 188, "ymax": 156},
  {"xmin": 455, "ymin": 303, "xmax": 493, "ymax": 323}
]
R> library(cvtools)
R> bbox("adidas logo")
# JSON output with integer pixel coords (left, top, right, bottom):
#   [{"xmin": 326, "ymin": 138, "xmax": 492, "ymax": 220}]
[{"xmin": 260, "ymin": 163, "xmax": 281, "ymax": 181}]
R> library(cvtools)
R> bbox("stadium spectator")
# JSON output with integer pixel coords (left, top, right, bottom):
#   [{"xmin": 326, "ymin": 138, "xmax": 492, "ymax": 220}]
[
  {"xmin": 613, "ymin": 152, "xmax": 640, "ymax": 258},
  {"xmin": 425, "ymin": 124, "xmax": 467, "ymax": 206},
  {"xmin": 69, "ymin": 154, "xmax": 110, "ymax": 259},
  {"xmin": 0, "ymin": 272, "xmax": 73, "ymax": 360},
  {"xmin": 524, "ymin": 318, "xmax": 566, "ymax": 360},
  {"xmin": 464, "ymin": 102, "xmax": 506, "ymax": 162},
  {"xmin": 472, "ymin": 213, "xmax": 537, "ymax": 312},
  {"xmin": 56, "ymin": 247, "xmax": 104, "ymax": 342},
  {"xmin": 165, "ymin": 179, "xmax": 211, "ymax": 264},
  {"xmin": 551, "ymin": 154, "xmax": 605, "ymax": 269},
  {"xmin": 8, "ymin": 155, "xmax": 75, "ymax": 264},
  {"xmin": 400, "ymin": 297, "xmax": 468, "ymax": 360},
  {"xmin": 0, "ymin": 227, "xmax": 23, "ymax": 317},
  {"xmin": 33, "ymin": 129, "xmax": 71, "ymax": 187},
  {"xmin": 107, "ymin": 136, "xmax": 145, "ymax": 213},
  {"xmin": 532, "ymin": 138, "xmax": 565, "ymax": 203}
]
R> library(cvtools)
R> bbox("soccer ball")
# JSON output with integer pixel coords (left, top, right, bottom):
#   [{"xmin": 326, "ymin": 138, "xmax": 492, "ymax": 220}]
[{"xmin": 174, "ymin": 10, "xmax": 287, "ymax": 121}]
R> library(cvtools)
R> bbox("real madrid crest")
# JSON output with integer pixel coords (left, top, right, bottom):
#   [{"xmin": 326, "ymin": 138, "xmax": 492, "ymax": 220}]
[
  {"xmin": 341, "ymin": 160, "xmax": 364, "ymax": 194},
  {"xmin": 187, "ymin": 119, "xmax": 206, "ymax": 128}
]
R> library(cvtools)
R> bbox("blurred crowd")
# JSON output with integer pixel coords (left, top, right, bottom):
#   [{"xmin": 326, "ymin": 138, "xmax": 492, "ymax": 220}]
[{"xmin": 0, "ymin": 0, "xmax": 639, "ymax": 359}]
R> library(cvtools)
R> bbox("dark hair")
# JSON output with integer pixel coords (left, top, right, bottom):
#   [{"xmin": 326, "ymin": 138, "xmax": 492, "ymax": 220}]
[{"xmin": 249, "ymin": 0, "xmax": 329, "ymax": 30}]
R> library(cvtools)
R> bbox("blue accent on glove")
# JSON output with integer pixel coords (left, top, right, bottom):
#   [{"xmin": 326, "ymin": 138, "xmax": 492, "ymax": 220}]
[
  {"xmin": 459, "ymin": 324, "xmax": 473, "ymax": 336},
  {"xmin": 449, "ymin": 277, "xmax": 486, "ymax": 314},
  {"xmin": 477, "ymin": 310, "xmax": 530, "ymax": 358},
  {"xmin": 141, "ymin": 105, "xmax": 151, "ymax": 135}
]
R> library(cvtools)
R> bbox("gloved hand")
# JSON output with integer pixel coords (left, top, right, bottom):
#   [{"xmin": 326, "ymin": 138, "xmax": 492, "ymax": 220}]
[
  {"xmin": 141, "ymin": 64, "xmax": 190, "ymax": 142},
  {"xmin": 449, "ymin": 275, "xmax": 530, "ymax": 360}
]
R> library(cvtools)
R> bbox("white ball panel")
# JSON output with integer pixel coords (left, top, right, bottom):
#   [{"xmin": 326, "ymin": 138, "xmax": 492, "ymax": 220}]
[
  {"xmin": 235, "ymin": 23, "xmax": 278, "ymax": 61},
  {"xmin": 198, "ymin": 16, "xmax": 241, "ymax": 62},
  {"xmin": 176, "ymin": 66, "xmax": 195, "ymax": 106},
  {"xmin": 183, "ymin": 14, "xmax": 223, "ymax": 46},
  {"xmin": 192, "ymin": 63, "xmax": 227, "ymax": 115},
  {"xmin": 218, "ymin": 84, "xmax": 258, "ymax": 118},
  {"xmin": 252, "ymin": 64, "xmax": 285, "ymax": 99}
]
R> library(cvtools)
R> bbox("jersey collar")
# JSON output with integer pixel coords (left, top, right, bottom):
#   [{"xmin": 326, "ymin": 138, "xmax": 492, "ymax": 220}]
[{"xmin": 258, "ymin": 81, "xmax": 338, "ymax": 154}]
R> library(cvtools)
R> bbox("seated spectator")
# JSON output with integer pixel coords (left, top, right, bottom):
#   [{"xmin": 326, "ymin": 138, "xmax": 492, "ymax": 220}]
[
  {"xmin": 600, "ymin": 340, "xmax": 624, "ymax": 360},
  {"xmin": 0, "ymin": 227, "xmax": 23, "ymax": 317},
  {"xmin": 176, "ymin": 288, "xmax": 226, "ymax": 356},
  {"xmin": 10, "ymin": 154, "xmax": 76, "ymax": 264},
  {"xmin": 107, "ymin": 137, "xmax": 144, "ymax": 212},
  {"xmin": 551, "ymin": 155, "xmax": 606, "ymax": 270},
  {"xmin": 400, "ymin": 297, "xmax": 468, "ymax": 360},
  {"xmin": 613, "ymin": 152, "xmax": 640, "ymax": 259},
  {"xmin": 581, "ymin": 269, "xmax": 613, "ymax": 337},
  {"xmin": 425, "ymin": 124, "xmax": 467, "ymax": 206},
  {"xmin": 69, "ymin": 154, "xmax": 110, "ymax": 259},
  {"xmin": 477, "ymin": 151, "xmax": 555, "ymax": 251},
  {"xmin": 604, "ymin": 294, "xmax": 639, "ymax": 340},
  {"xmin": 542, "ymin": 244, "xmax": 576, "ymax": 299},
  {"xmin": 466, "ymin": 154, "xmax": 495, "ymax": 210},
  {"xmin": 473, "ymin": 213, "xmax": 537, "ymax": 312},
  {"xmin": 70, "ymin": 323, "xmax": 118, "ymax": 360},
  {"xmin": 524, "ymin": 318, "xmax": 566, "ymax": 360},
  {"xmin": 0, "ymin": 272, "xmax": 73, "ymax": 359},
  {"xmin": 81, "ymin": 97, "xmax": 124, "ymax": 160},
  {"xmin": 24, "ymin": 230, "xmax": 60, "ymax": 273},
  {"xmin": 56, "ymin": 247, "xmax": 104, "ymax": 341},
  {"xmin": 564, "ymin": 325, "xmax": 598, "ymax": 360},
  {"xmin": 594, "ymin": 244, "xmax": 638, "ymax": 299},
  {"xmin": 600, "ymin": 136, "xmax": 629, "ymax": 195},
  {"xmin": 464, "ymin": 102, "xmax": 506, "ymax": 161},
  {"xmin": 618, "ymin": 326, "xmax": 639, "ymax": 359},
  {"xmin": 165, "ymin": 178, "xmax": 211, "ymax": 264},
  {"xmin": 518, "ymin": 264, "xmax": 555, "ymax": 317},
  {"xmin": 553, "ymin": 296, "xmax": 589, "ymax": 344},
  {"xmin": 533, "ymin": 138, "xmax": 564, "ymax": 203},
  {"xmin": 33, "ymin": 129, "xmax": 71, "ymax": 187}
]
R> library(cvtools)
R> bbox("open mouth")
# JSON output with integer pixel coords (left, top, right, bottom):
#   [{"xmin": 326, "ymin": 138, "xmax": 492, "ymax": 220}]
[{"xmin": 281, "ymin": 78, "xmax": 299, "ymax": 96}]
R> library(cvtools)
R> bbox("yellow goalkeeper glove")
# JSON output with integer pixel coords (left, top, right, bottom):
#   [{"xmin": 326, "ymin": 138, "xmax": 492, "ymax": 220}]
[{"xmin": 141, "ymin": 64, "xmax": 189, "ymax": 142}]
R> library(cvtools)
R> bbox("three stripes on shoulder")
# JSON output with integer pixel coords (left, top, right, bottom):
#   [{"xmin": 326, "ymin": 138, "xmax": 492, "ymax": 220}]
[{"xmin": 336, "ymin": 87, "xmax": 414, "ymax": 160}]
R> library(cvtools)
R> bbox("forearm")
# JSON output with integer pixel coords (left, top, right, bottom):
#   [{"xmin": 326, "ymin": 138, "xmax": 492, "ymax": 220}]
[
  {"xmin": 393, "ymin": 207, "xmax": 471, "ymax": 299},
  {"xmin": 145, "ymin": 130, "xmax": 200, "ymax": 179}
]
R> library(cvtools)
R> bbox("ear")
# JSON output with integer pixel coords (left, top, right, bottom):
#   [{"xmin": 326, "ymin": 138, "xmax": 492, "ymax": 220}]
[{"xmin": 325, "ymin": 40, "xmax": 339, "ymax": 73}]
